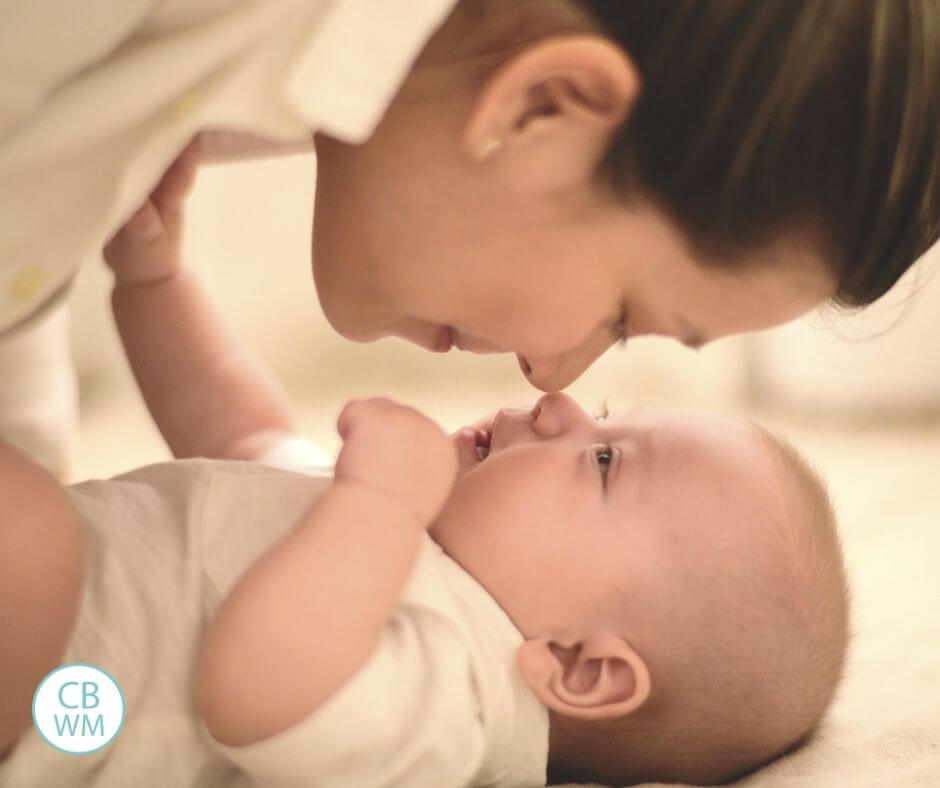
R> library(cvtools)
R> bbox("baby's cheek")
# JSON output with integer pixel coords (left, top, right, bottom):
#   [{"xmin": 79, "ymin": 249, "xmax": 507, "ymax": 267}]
[
  {"xmin": 435, "ymin": 479, "xmax": 511, "ymax": 549},
  {"xmin": 439, "ymin": 454, "xmax": 552, "ymax": 540}
]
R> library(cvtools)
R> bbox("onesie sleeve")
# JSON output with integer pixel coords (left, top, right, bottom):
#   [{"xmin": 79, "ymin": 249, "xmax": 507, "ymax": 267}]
[
  {"xmin": 253, "ymin": 434, "xmax": 334, "ymax": 472},
  {"xmin": 204, "ymin": 604, "xmax": 487, "ymax": 788}
]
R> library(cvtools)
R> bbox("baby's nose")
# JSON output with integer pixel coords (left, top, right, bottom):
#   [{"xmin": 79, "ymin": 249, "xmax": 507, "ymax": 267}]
[{"xmin": 530, "ymin": 392, "xmax": 588, "ymax": 438}]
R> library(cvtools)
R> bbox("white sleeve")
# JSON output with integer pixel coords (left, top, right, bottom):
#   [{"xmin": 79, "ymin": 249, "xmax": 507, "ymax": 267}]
[
  {"xmin": 0, "ymin": 1, "xmax": 160, "ymax": 139},
  {"xmin": 253, "ymin": 435, "xmax": 334, "ymax": 473},
  {"xmin": 204, "ymin": 607, "xmax": 487, "ymax": 788}
]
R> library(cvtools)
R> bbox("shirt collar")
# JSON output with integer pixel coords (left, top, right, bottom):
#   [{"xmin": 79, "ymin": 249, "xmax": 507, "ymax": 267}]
[{"xmin": 284, "ymin": 0, "xmax": 460, "ymax": 143}]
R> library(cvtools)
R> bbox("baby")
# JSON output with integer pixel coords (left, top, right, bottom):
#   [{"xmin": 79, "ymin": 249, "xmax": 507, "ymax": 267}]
[
  {"xmin": 1, "ymin": 392, "xmax": 848, "ymax": 787},
  {"xmin": 0, "ymin": 155, "xmax": 850, "ymax": 786}
]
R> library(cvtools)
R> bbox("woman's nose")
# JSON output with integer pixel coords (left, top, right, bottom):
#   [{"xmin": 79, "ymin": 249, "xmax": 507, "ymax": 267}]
[
  {"xmin": 519, "ymin": 354, "xmax": 593, "ymax": 392},
  {"xmin": 530, "ymin": 392, "xmax": 589, "ymax": 438},
  {"xmin": 518, "ymin": 331, "xmax": 614, "ymax": 392}
]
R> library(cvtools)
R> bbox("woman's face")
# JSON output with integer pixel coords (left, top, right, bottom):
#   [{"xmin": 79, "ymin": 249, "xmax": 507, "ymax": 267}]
[{"xmin": 312, "ymin": 86, "xmax": 834, "ymax": 392}]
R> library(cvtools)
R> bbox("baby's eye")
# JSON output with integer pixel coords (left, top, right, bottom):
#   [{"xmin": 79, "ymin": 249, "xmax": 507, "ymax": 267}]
[{"xmin": 594, "ymin": 445, "xmax": 614, "ymax": 476}]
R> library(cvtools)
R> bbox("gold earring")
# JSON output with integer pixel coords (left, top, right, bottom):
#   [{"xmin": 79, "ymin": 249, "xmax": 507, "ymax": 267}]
[{"xmin": 472, "ymin": 136, "xmax": 503, "ymax": 162}]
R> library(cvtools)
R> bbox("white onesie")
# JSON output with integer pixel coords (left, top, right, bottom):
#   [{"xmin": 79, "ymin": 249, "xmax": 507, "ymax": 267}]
[{"xmin": 0, "ymin": 457, "xmax": 548, "ymax": 787}]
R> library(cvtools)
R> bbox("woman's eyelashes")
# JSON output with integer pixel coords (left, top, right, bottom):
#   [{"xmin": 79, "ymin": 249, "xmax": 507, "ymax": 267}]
[{"xmin": 612, "ymin": 305, "xmax": 628, "ymax": 347}]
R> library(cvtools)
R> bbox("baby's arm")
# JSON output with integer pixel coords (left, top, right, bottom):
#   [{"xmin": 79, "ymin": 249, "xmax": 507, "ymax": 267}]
[
  {"xmin": 195, "ymin": 399, "xmax": 458, "ymax": 746},
  {"xmin": 103, "ymin": 142, "xmax": 296, "ymax": 460}
]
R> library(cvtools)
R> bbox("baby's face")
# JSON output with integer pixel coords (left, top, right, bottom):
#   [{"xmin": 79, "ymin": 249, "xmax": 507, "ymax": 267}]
[{"xmin": 430, "ymin": 393, "xmax": 784, "ymax": 637}]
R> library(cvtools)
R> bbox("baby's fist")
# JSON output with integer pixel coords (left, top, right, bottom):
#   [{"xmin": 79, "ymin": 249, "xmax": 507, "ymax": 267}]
[{"xmin": 334, "ymin": 398, "xmax": 457, "ymax": 527}]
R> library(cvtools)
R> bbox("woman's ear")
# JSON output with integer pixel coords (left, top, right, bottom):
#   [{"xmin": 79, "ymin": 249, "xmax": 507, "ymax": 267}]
[
  {"xmin": 516, "ymin": 633, "xmax": 651, "ymax": 720},
  {"xmin": 462, "ymin": 35, "xmax": 640, "ymax": 193}
]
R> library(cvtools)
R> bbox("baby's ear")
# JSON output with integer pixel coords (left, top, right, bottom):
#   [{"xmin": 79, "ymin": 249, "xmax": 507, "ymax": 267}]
[{"xmin": 516, "ymin": 633, "xmax": 650, "ymax": 720}]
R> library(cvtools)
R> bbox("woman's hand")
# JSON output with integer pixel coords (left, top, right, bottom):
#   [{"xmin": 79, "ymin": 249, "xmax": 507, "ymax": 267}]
[
  {"xmin": 334, "ymin": 398, "xmax": 458, "ymax": 528},
  {"xmin": 103, "ymin": 138, "xmax": 200, "ymax": 285}
]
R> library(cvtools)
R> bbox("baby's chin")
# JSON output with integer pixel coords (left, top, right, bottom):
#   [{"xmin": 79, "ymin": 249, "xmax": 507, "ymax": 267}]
[{"xmin": 424, "ymin": 513, "xmax": 459, "ymax": 566}]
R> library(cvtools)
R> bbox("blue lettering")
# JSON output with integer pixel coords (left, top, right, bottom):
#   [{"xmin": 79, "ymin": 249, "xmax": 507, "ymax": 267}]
[
  {"xmin": 58, "ymin": 681, "xmax": 80, "ymax": 709},
  {"xmin": 53, "ymin": 713, "xmax": 105, "ymax": 738},
  {"xmin": 81, "ymin": 682, "xmax": 100, "ymax": 709},
  {"xmin": 82, "ymin": 714, "xmax": 104, "ymax": 736},
  {"xmin": 54, "ymin": 714, "xmax": 80, "ymax": 736}
]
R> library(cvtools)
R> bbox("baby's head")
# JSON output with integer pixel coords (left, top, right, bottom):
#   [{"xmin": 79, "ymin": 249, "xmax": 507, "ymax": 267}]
[{"xmin": 430, "ymin": 393, "xmax": 849, "ymax": 785}]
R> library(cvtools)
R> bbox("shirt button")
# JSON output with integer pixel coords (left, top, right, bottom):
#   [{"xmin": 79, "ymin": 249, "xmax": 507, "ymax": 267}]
[
  {"xmin": 10, "ymin": 264, "xmax": 45, "ymax": 304},
  {"xmin": 173, "ymin": 88, "xmax": 202, "ymax": 121}
]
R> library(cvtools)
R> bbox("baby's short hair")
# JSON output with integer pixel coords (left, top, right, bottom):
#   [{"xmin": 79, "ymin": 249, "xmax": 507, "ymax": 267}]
[{"xmin": 551, "ymin": 425, "xmax": 850, "ymax": 786}]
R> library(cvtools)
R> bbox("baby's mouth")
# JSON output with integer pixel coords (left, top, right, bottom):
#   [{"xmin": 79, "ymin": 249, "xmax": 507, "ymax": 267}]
[
  {"xmin": 475, "ymin": 427, "xmax": 491, "ymax": 462},
  {"xmin": 453, "ymin": 423, "xmax": 492, "ymax": 469}
]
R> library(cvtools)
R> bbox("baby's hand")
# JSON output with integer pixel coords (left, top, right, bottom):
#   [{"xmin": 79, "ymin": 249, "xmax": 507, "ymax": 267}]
[
  {"xmin": 334, "ymin": 398, "xmax": 458, "ymax": 527},
  {"xmin": 103, "ymin": 138, "xmax": 199, "ymax": 285}
]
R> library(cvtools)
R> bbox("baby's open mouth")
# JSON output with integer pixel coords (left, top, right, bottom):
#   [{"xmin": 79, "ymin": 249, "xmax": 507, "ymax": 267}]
[
  {"xmin": 475, "ymin": 427, "xmax": 491, "ymax": 461},
  {"xmin": 455, "ymin": 412, "xmax": 498, "ymax": 468},
  {"xmin": 454, "ymin": 423, "xmax": 492, "ymax": 468}
]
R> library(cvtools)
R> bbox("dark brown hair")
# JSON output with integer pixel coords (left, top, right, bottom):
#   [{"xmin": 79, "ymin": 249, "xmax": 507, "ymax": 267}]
[{"xmin": 579, "ymin": 0, "xmax": 940, "ymax": 307}]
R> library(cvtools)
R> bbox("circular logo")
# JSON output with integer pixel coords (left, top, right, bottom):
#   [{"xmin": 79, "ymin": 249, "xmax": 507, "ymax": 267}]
[{"xmin": 32, "ymin": 663, "xmax": 126, "ymax": 754}]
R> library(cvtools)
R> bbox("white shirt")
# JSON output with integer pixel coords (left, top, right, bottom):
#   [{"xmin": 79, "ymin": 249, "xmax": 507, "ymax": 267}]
[
  {"xmin": 0, "ymin": 0, "xmax": 458, "ymax": 333},
  {"xmin": 0, "ymin": 456, "xmax": 549, "ymax": 787}
]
